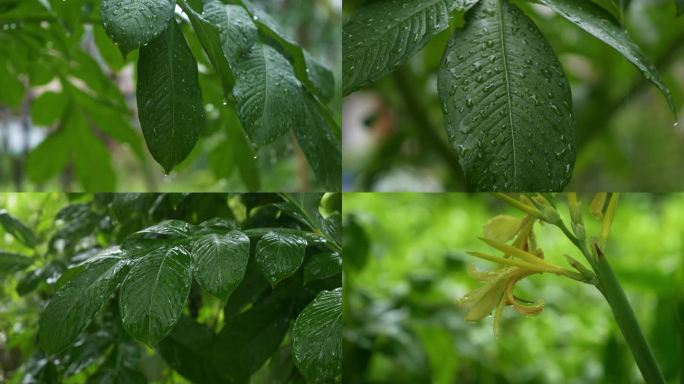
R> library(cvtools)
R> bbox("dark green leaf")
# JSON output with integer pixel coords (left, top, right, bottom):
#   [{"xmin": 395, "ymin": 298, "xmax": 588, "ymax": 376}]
[
  {"xmin": 17, "ymin": 268, "xmax": 44, "ymax": 296},
  {"xmin": 255, "ymin": 231, "xmax": 307, "ymax": 286},
  {"xmin": 294, "ymin": 93, "xmax": 341, "ymax": 191},
  {"xmin": 87, "ymin": 342, "xmax": 147, "ymax": 384},
  {"xmin": 100, "ymin": 0, "xmax": 174, "ymax": 56},
  {"xmin": 303, "ymin": 252, "xmax": 341, "ymax": 283},
  {"xmin": 233, "ymin": 43, "xmax": 305, "ymax": 146},
  {"xmin": 130, "ymin": 219, "xmax": 194, "ymax": 240},
  {"xmin": 293, "ymin": 288, "xmax": 342, "ymax": 383},
  {"xmin": 137, "ymin": 19, "xmax": 206, "ymax": 173},
  {"xmin": 0, "ymin": 251, "xmax": 33, "ymax": 274},
  {"xmin": 438, "ymin": 0, "xmax": 575, "ymax": 191},
  {"xmin": 538, "ymin": 0, "xmax": 676, "ymax": 113},
  {"xmin": 119, "ymin": 246, "xmax": 192, "ymax": 345},
  {"xmin": 203, "ymin": 0, "xmax": 257, "ymax": 64},
  {"xmin": 191, "ymin": 231, "xmax": 250, "ymax": 301},
  {"xmin": 0, "ymin": 209, "xmax": 37, "ymax": 247},
  {"xmin": 342, "ymin": 0, "xmax": 478, "ymax": 95},
  {"xmin": 676, "ymin": 0, "xmax": 684, "ymax": 16},
  {"xmin": 39, "ymin": 256, "xmax": 128, "ymax": 354},
  {"xmin": 214, "ymin": 301, "xmax": 290, "ymax": 382},
  {"xmin": 30, "ymin": 91, "xmax": 68, "ymax": 126},
  {"xmin": 342, "ymin": 216, "xmax": 369, "ymax": 272}
]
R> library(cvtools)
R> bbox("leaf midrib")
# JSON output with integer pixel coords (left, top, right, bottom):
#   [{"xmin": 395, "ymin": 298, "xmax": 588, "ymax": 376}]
[{"xmin": 496, "ymin": 0, "xmax": 517, "ymax": 189}]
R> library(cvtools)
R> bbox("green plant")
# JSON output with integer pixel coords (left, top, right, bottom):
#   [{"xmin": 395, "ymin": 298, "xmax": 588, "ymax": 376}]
[
  {"xmin": 461, "ymin": 192, "xmax": 665, "ymax": 383},
  {"xmin": 0, "ymin": 0, "xmax": 340, "ymax": 191},
  {"xmin": 0, "ymin": 193, "xmax": 342, "ymax": 383},
  {"xmin": 343, "ymin": 0, "xmax": 681, "ymax": 191}
]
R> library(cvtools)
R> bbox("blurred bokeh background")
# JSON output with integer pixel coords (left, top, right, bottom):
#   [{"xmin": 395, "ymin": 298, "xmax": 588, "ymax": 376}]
[
  {"xmin": 343, "ymin": 193, "xmax": 684, "ymax": 383},
  {"xmin": 0, "ymin": 0, "xmax": 341, "ymax": 192},
  {"xmin": 342, "ymin": 1, "xmax": 684, "ymax": 191}
]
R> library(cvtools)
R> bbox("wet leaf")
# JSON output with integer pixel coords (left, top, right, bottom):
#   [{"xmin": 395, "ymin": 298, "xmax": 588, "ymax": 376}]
[
  {"xmin": 100, "ymin": 0, "xmax": 174, "ymax": 56},
  {"xmin": 191, "ymin": 231, "xmax": 250, "ymax": 301},
  {"xmin": 255, "ymin": 231, "xmax": 307, "ymax": 286}
]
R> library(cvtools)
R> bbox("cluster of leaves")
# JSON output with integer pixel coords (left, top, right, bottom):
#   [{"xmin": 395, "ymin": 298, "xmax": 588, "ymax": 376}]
[
  {"xmin": 0, "ymin": 193, "xmax": 342, "ymax": 383},
  {"xmin": 343, "ymin": 0, "xmax": 681, "ymax": 191},
  {"xmin": 0, "ymin": 0, "xmax": 340, "ymax": 191}
]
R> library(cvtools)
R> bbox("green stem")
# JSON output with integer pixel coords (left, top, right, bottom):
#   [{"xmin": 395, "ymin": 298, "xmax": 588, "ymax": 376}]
[{"xmin": 593, "ymin": 250, "xmax": 666, "ymax": 384}]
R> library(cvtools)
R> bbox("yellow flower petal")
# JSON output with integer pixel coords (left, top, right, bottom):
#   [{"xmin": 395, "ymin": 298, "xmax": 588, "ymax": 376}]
[
  {"xmin": 483, "ymin": 215, "xmax": 522, "ymax": 243},
  {"xmin": 462, "ymin": 275, "xmax": 508, "ymax": 321},
  {"xmin": 478, "ymin": 237, "xmax": 563, "ymax": 272}
]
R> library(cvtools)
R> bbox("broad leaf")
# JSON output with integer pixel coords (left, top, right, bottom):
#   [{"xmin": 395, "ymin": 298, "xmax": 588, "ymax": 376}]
[
  {"xmin": 0, "ymin": 209, "xmax": 37, "ymax": 247},
  {"xmin": 191, "ymin": 231, "xmax": 250, "ymax": 301},
  {"xmin": 0, "ymin": 251, "xmax": 34, "ymax": 274},
  {"xmin": 100, "ymin": 0, "xmax": 174, "ymax": 56},
  {"xmin": 203, "ymin": 0, "xmax": 257, "ymax": 64},
  {"xmin": 233, "ymin": 43, "xmax": 305, "ymax": 146},
  {"xmin": 26, "ymin": 128, "xmax": 72, "ymax": 183},
  {"xmin": 137, "ymin": 19, "xmax": 206, "ymax": 173},
  {"xmin": 303, "ymin": 252, "xmax": 341, "ymax": 283},
  {"xmin": 39, "ymin": 256, "xmax": 127, "ymax": 354},
  {"xmin": 294, "ymin": 93, "xmax": 342, "ymax": 191},
  {"xmin": 119, "ymin": 246, "xmax": 192, "ymax": 345},
  {"xmin": 213, "ymin": 301, "xmax": 291, "ymax": 382},
  {"xmin": 30, "ymin": 91, "xmax": 67, "ymax": 126},
  {"xmin": 438, "ymin": 0, "xmax": 575, "ymax": 191},
  {"xmin": 255, "ymin": 231, "xmax": 307, "ymax": 286},
  {"xmin": 293, "ymin": 288, "xmax": 342, "ymax": 383},
  {"xmin": 538, "ymin": 0, "xmax": 676, "ymax": 113},
  {"xmin": 343, "ymin": 0, "xmax": 479, "ymax": 95},
  {"xmin": 131, "ymin": 219, "xmax": 194, "ymax": 239}
]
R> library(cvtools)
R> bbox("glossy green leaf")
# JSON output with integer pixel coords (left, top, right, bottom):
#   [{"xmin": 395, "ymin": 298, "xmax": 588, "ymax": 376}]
[
  {"xmin": 0, "ymin": 209, "xmax": 37, "ymax": 247},
  {"xmin": 191, "ymin": 231, "xmax": 250, "ymax": 301},
  {"xmin": 130, "ymin": 219, "xmax": 194, "ymax": 239},
  {"xmin": 213, "ymin": 302, "xmax": 290, "ymax": 382},
  {"xmin": 303, "ymin": 252, "xmax": 341, "ymax": 283},
  {"xmin": 137, "ymin": 19, "xmax": 206, "ymax": 173},
  {"xmin": 119, "ymin": 246, "xmax": 192, "ymax": 345},
  {"xmin": 438, "ymin": 0, "xmax": 575, "ymax": 191},
  {"xmin": 255, "ymin": 231, "xmax": 307, "ymax": 286},
  {"xmin": 294, "ymin": 93, "xmax": 342, "ymax": 191},
  {"xmin": 233, "ymin": 43, "xmax": 305, "ymax": 146},
  {"xmin": 100, "ymin": 0, "xmax": 174, "ymax": 56},
  {"xmin": 0, "ymin": 251, "xmax": 34, "ymax": 274},
  {"xmin": 179, "ymin": 0, "xmax": 235, "ymax": 97},
  {"xmin": 538, "ymin": 0, "xmax": 676, "ymax": 113},
  {"xmin": 293, "ymin": 288, "xmax": 342, "ymax": 383},
  {"xmin": 39, "ymin": 256, "xmax": 127, "ymax": 354},
  {"xmin": 342, "ymin": 0, "xmax": 479, "ymax": 95},
  {"xmin": 202, "ymin": 0, "xmax": 257, "ymax": 64},
  {"xmin": 30, "ymin": 91, "xmax": 67, "ymax": 126}
]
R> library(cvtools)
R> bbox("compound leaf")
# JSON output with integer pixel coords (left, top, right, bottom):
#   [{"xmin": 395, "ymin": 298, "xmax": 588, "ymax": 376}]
[
  {"xmin": 119, "ymin": 246, "xmax": 192, "ymax": 345},
  {"xmin": 191, "ymin": 231, "xmax": 250, "ymax": 301},
  {"xmin": 137, "ymin": 19, "xmax": 205, "ymax": 173},
  {"xmin": 438, "ymin": 0, "xmax": 575, "ymax": 191},
  {"xmin": 255, "ymin": 231, "xmax": 307, "ymax": 286},
  {"xmin": 293, "ymin": 288, "xmax": 342, "ymax": 383},
  {"xmin": 100, "ymin": 0, "xmax": 175, "ymax": 56}
]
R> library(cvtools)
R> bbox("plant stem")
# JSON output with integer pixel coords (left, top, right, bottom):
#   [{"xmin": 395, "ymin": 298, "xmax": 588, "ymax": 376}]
[{"xmin": 593, "ymin": 249, "xmax": 666, "ymax": 384}]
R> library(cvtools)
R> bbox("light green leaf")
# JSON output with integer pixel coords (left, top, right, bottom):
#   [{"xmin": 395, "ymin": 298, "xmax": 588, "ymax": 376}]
[
  {"xmin": 39, "ymin": 256, "xmax": 128, "ymax": 354},
  {"xmin": 0, "ymin": 210, "xmax": 37, "ymax": 247},
  {"xmin": 438, "ymin": 0, "xmax": 575, "ymax": 191},
  {"xmin": 191, "ymin": 231, "xmax": 250, "ymax": 301},
  {"xmin": 293, "ymin": 288, "xmax": 342, "ymax": 383},
  {"xmin": 0, "ymin": 251, "xmax": 34, "ymax": 274},
  {"xmin": 100, "ymin": 0, "xmax": 174, "ymax": 56},
  {"xmin": 0, "ymin": 59, "xmax": 24, "ymax": 109},
  {"xmin": 119, "ymin": 246, "xmax": 192, "ymax": 345},
  {"xmin": 538, "ymin": 0, "xmax": 676, "ymax": 113},
  {"xmin": 342, "ymin": 0, "xmax": 478, "ymax": 95},
  {"xmin": 70, "ymin": 109, "xmax": 117, "ymax": 191},
  {"xmin": 255, "ymin": 231, "xmax": 307, "ymax": 286},
  {"xmin": 26, "ymin": 129, "xmax": 72, "ymax": 182},
  {"xmin": 94, "ymin": 24, "xmax": 125, "ymax": 71},
  {"xmin": 202, "ymin": 0, "xmax": 257, "ymax": 64},
  {"xmin": 225, "ymin": 108, "xmax": 261, "ymax": 191},
  {"xmin": 137, "ymin": 19, "xmax": 206, "ymax": 173},
  {"xmin": 30, "ymin": 92, "xmax": 68, "ymax": 126},
  {"xmin": 233, "ymin": 43, "xmax": 305, "ymax": 146}
]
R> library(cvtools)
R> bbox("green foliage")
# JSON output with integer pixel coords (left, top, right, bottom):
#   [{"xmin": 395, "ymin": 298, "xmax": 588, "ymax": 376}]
[
  {"xmin": 100, "ymin": 0, "xmax": 175, "ymax": 56},
  {"xmin": 0, "ymin": 193, "xmax": 342, "ymax": 383}
]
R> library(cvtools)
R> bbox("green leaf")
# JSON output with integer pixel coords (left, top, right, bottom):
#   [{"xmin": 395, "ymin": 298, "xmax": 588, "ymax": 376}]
[
  {"xmin": 303, "ymin": 252, "xmax": 341, "ymax": 283},
  {"xmin": 137, "ymin": 19, "xmax": 206, "ymax": 173},
  {"xmin": 233, "ymin": 43, "xmax": 305, "ymax": 146},
  {"xmin": 213, "ymin": 301, "xmax": 291, "ymax": 382},
  {"xmin": 70, "ymin": 106, "xmax": 118, "ymax": 191},
  {"xmin": 438, "ymin": 0, "xmax": 575, "ymax": 191},
  {"xmin": 0, "ymin": 251, "xmax": 33, "ymax": 274},
  {"xmin": 226, "ymin": 107, "xmax": 261, "ymax": 191},
  {"xmin": 94, "ymin": 25, "xmax": 125, "ymax": 71},
  {"xmin": 130, "ymin": 219, "xmax": 194, "ymax": 240},
  {"xmin": 191, "ymin": 231, "xmax": 250, "ymax": 301},
  {"xmin": 293, "ymin": 288, "xmax": 342, "ymax": 383},
  {"xmin": 38, "ymin": 256, "xmax": 128, "ymax": 354},
  {"xmin": 100, "ymin": 0, "xmax": 175, "ymax": 56},
  {"xmin": 30, "ymin": 91, "xmax": 68, "ymax": 126},
  {"xmin": 294, "ymin": 93, "xmax": 342, "ymax": 191},
  {"xmin": 179, "ymin": 0, "xmax": 236, "ymax": 97},
  {"xmin": 202, "ymin": 0, "xmax": 257, "ymax": 64},
  {"xmin": 255, "ymin": 231, "xmax": 307, "ymax": 286},
  {"xmin": 26, "ymin": 129, "xmax": 72, "ymax": 183},
  {"xmin": 342, "ymin": 0, "xmax": 478, "ymax": 95},
  {"xmin": 676, "ymin": 0, "xmax": 684, "ymax": 16},
  {"xmin": 538, "ymin": 0, "xmax": 676, "ymax": 113},
  {"xmin": 0, "ymin": 59, "xmax": 24, "ymax": 109},
  {"xmin": 0, "ymin": 209, "xmax": 37, "ymax": 247},
  {"xmin": 87, "ymin": 342, "xmax": 147, "ymax": 384},
  {"xmin": 119, "ymin": 246, "xmax": 192, "ymax": 345}
]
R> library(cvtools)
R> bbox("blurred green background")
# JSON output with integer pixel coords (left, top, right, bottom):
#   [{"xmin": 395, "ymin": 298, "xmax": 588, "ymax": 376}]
[
  {"xmin": 343, "ymin": 193, "xmax": 684, "ymax": 383},
  {"xmin": 342, "ymin": 1, "xmax": 684, "ymax": 191}
]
